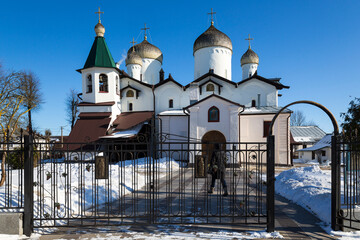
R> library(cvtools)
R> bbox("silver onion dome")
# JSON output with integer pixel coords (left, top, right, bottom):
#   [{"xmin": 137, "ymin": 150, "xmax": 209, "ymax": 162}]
[
  {"xmin": 240, "ymin": 47, "xmax": 259, "ymax": 66},
  {"xmin": 95, "ymin": 22, "xmax": 105, "ymax": 37},
  {"xmin": 127, "ymin": 39, "xmax": 163, "ymax": 64},
  {"xmin": 125, "ymin": 50, "xmax": 143, "ymax": 66},
  {"xmin": 193, "ymin": 25, "xmax": 232, "ymax": 55}
]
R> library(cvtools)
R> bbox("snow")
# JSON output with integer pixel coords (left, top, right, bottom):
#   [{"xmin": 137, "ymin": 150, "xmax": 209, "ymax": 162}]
[
  {"xmin": 158, "ymin": 110, "xmax": 186, "ymax": 115},
  {"xmin": 275, "ymin": 165, "xmax": 360, "ymax": 239},
  {"xmin": 101, "ymin": 123, "xmax": 144, "ymax": 138},
  {"xmin": 0, "ymin": 157, "xmax": 180, "ymax": 227},
  {"xmin": 275, "ymin": 165, "xmax": 331, "ymax": 224}
]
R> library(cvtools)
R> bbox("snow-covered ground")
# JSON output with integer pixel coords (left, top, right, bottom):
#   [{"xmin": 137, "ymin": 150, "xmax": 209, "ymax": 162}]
[{"xmin": 276, "ymin": 164, "xmax": 360, "ymax": 239}]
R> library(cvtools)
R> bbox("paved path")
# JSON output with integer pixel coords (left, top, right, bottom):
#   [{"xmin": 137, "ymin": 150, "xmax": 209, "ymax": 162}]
[{"xmin": 36, "ymin": 166, "xmax": 336, "ymax": 239}]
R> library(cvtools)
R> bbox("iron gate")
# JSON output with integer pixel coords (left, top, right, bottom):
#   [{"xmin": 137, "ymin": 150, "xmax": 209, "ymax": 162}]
[
  {"xmin": 0, "ymin": 135, "xmax": 273, "ymax": 234},
  {"xmin": 333, "ymin": 134, "xmax": 360, "ymax": 231}
]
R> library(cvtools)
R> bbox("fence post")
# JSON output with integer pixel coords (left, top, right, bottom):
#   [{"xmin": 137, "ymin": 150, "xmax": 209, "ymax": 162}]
[
  {"xmin": 24, "ymin": 135, "xmax": 34, "ymax": 236},
  {"xmin": 331, "ymin": 135, "xmax": 340, "ymax": 231},
  {"xmin": 266, "ymin": 135, "xmax": 275, "ymax": 232}
]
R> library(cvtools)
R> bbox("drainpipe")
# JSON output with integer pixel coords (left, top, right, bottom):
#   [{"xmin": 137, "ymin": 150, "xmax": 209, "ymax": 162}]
[
  {"xmin": 183, "ymin": 108, "xmax": 190, "ymax": 166},
  {"xmin": 287, "ymin": 114, "xmax": 291, "ymax": 166}
]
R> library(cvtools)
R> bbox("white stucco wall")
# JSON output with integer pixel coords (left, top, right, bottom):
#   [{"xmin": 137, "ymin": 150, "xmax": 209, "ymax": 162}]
[
  {"xmin": 155, "ymin": 82, "xmax": 188, "ymax": 114},
  {"xmin": 194, "ymin": 47, "xmax": 232, "ymax": 80},
  {"xmin": 120, "ymin": 77, "xmax": 153, "ymax": 112},
  {"xmin": 141, "ymin": 58, "xmax": 161, "ymax": 85},
  {"xmin": 241, "ymin": 63, "xmax": 258, "ymax": 80},
  {"xmin": 126, "ymin": 64, "xmax": 142, "ymax": 80},
  {"xmin": 187, "ymin": 97, "xmax": 242, "ymax": 143},
  {"xmin": 235, "ymin": 79, "xmax": 277, "ymax": 107}
]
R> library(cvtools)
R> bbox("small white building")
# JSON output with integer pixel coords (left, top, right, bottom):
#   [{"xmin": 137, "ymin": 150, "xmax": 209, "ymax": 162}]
[
  {"xmin": 297, "ymin": 134, "xmax": 332, "ymax": 163},
  {"xmin": 67, "ymin": 14, "xmax": 292, "ymax": 165}
]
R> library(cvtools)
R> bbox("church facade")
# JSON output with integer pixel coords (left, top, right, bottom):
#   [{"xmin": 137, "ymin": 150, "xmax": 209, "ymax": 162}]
[{"xmin": 67, "ymin": 14, "xmax": 292, "ymax": 165}]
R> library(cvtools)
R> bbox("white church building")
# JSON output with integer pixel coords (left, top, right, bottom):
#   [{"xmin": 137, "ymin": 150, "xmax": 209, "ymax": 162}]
[{"xmin": 67, "ymin": 13, "xmax": 292, "ymax": 165}]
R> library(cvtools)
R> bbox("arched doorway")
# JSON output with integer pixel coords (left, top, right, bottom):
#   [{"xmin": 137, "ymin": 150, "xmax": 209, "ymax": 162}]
[{"xmin": 201, "ymin": 130, "xmax": 226, "ymax": 163}]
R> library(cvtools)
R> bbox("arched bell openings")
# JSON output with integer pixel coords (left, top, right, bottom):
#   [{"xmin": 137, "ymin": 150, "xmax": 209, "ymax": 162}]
[
  {"xmin": 99, "ymin": 74, "xmax": 108, "ymax": 92},
  {"xmin": 208, "ymin": 106, "xmax": 219, "ymax": 122},
  {"xmin": 86, "ymin": 74, "xmax": 92, "ymax": 93}
]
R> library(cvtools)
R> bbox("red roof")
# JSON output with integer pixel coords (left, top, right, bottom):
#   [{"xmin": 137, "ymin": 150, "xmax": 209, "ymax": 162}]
[
  {"xmin": 113, "ymin": 111, "xmax": 154, "ymax": 131},
  {"xmin": 65, "ymin": 117, "xmax": 111, "ymax": 150}
]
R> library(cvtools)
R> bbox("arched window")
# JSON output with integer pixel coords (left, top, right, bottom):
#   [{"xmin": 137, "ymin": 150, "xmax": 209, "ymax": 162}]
[
  {"xmin": 208, "ymin": 106, "xmax": 219, "ymax": 122},
  {"xmin": 129, "ymin": 103, "xmax": 133, "ymax": 111},
  {"xmin": 206, "ymin": 83, "xmax": 215, "ymax": 92},
  {"xmin": 251, "ymin": 100, "xmax": 256, "ymax": 107},
  {"xmin": 169, "ymin": 99, "xmax": 173, "ymax": 108},
  {"xmin": 99, "ymin": 74, "xmax": 108, "ymax": 92},
  {"xmin": 126, "ymin": 90, "xmax": 134, "ymax": 98},
  {"xmin": 87, "ymin": 75, "xmax": 92, "ymax": 93}
]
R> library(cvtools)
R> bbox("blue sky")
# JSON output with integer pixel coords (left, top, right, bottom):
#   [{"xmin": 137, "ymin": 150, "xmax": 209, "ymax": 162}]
[{"xmin": 1, "ymin": 0, "xmax": 359, "ymax": 135}]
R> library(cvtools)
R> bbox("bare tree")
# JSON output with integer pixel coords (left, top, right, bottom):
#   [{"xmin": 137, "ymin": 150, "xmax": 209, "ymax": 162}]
[
  {"xmin": 290, "ymin": 110, "xmax": 318, "ymax": 126},
  {"xmin": 0, "ymin": 66, "xmax": 33, "ymax": 186},
  {"xmin": 18, "ymin": 71, "xmax": 43, "ymax": 135},
  {"xmin": 290, "ymin": 110, "xmax": 306, "ymax": 126},
  {"xmin": 66, "ymin": 89, "xmax": 79, "ymax": 130}
]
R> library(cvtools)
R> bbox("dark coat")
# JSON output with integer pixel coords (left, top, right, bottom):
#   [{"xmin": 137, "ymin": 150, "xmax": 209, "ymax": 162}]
[{"xmin": 209, "ymin": 151, "xmax": 227, "ymax": 174}]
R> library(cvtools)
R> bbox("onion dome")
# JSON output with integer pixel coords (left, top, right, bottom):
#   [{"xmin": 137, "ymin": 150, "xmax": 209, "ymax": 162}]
[
  {"xmin": 125, "ymin": 50, "xmax": 143, "ymax": 66},
  {"xmin": 95, "ymin": 22, "xmax": 105, "ymax": 37},
  {"xmin": 240, "ymin": 47, "xmax": 259, "ymax": 66},
  {"xmin": 127, "ymin": 40, "xmax": 163, "ymax": 64},
  {"xmin": 193, "ymin": 25, "xmax": 232, "ymax": 55}
]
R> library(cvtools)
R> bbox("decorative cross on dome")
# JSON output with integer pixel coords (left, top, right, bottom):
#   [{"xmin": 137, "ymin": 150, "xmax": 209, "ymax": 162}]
[
  {"xmin": 208, "ymin": 8, "xmax": 216, "ymax": 26},
  {"xmin": 95, "ymin": 7, "xmax": 104, "ymax": 23},
  {"xmin": 130, "ymin": 37, "xmax": 137, "ymax": 52},
  {"xmin": 245, "ymin": 34, "xmax": 254, "ymax": 49},
  {"xmin": 141, "ymin": 23, "xmax": 150, "ymax": 40}
]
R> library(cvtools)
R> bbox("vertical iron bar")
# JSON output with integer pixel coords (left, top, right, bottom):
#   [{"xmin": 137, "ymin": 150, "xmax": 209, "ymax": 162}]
[
  {"xmin": 24, "ymin": 135, "xmax": 33, "ymax": 236},
  {"xmin": 266, "ymin": 135, "xmax": 275, "ymax": 232},
  {"xmin": 331, "ymin": 135, "xmax": 340, "ymax": 230}
]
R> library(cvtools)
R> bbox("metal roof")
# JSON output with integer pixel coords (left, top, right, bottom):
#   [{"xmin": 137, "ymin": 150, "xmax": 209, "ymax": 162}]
[
  {"xmin": 298, "ymin": 134, "xmax": 332, "ymax": 151},
  {"xmin": 241, "ymin": 106, "xmax": 292, "ymax": 115},
  {"xmin": 290, "ymin": 126, "xmax": 326, "ymax": 143}
]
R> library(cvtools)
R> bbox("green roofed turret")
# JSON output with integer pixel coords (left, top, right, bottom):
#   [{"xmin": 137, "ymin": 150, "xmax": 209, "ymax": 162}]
[{"xmin": 83, "ymin": 17, "xmax": 115, "ymax": 69}]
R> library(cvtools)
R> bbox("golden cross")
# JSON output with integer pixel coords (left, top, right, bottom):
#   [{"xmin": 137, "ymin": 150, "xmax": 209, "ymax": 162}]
[
  {"xmin": 95, "ymin": 7, "xmax": 104, "ymax": 23},
  {"xmin": 208, "ymin": 8, "xmax": 216, "ymax": 25},
  {"xmin": 130, "ymin": 37, "xmax": 137, "ymax": 52},
  {"xmin": 141, "ymin": 23, "xmax": 150, "ymax": 40},
  {"xmin": 245, "ymin": 34, "xmax": 254, "ymax": 49}
]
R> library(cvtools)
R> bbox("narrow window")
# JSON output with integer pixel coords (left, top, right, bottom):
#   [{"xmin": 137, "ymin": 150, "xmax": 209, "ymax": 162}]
[
  {"xmin": 169, "ymin": 99, "xmax": 173, "ymax": 108},
  {"xmin": 322, "ymin": 150, "xmax": 326, "ymax": 156},
  {"xmin": 251, "ymin": 100, "xmax": 256, "ymax": 107},
  {"xmin": 87, "ymin": 75, "xmax": 92, "ymax": 93},
  {"xmin": 208, "ymin": 106, "xmax": 219, "ymax": 122},
  {"xmin": 263, "ymin": 121, "xmax": 271, "ymax": 137},
  {"xmin": 99, "ymin": 74, "xmax": 108, "ymax": 92},
  {"xmin": 303, "ymin": 144, "xmax": 307, "ymax": 149},
  {"xmin": 206, "ymin": 83, "xmax": 215, "ymax": 92},
  {"xmin": 129, "ymin": 103, "xmax": 133, "ymax": 111},
  {"xmin": 116, "ymin": 76, "xmax": 119, "ymax": 95}
]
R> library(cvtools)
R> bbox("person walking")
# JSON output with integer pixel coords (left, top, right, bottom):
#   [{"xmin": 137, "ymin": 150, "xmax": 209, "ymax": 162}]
[{"xmin": 208, "ymin": 143, "xmax": 228, "ymax": 196}]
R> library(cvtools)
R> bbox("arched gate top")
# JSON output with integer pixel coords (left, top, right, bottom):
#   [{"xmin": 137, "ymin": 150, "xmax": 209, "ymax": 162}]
[{"xmin": 269, "ymin": 100, "xmax": 339, "ymax": 136}]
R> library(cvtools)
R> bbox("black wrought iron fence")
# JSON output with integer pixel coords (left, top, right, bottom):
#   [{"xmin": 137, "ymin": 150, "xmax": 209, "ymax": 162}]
[
  {"xmin": 336, "ymin": 134, "xmax": 360, "ymax": 231},
  {"xmin": 0, "ymin": 135, "xmax": 272, "ymax": 235},
  {"xmin": 0, "ymin": 141, "xmax": 25, "ymax": 211}
]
